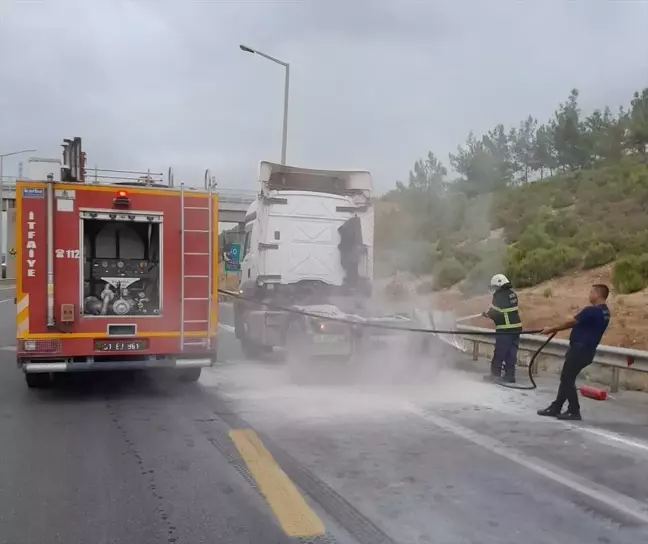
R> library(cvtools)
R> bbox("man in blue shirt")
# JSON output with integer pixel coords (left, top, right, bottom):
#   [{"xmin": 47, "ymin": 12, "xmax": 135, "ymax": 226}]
[
  {"xmin": 538, "ymin": 284, "xmax": 610, "ymax": 420},
  {"xmin": 537, "ymin": 284, "xmax": 611, "ymax": 421}
]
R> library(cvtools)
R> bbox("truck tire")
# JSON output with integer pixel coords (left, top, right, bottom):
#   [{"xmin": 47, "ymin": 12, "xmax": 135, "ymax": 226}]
[
  {"xmin": 233, "ymin": 301, "xmax": 246, "ymax": 340},
  {"xmin": 241, "ymin": 337, "xmax": 268, "ymax": 360},
  {"xmin": 178, "ymin": 368, "xmax": 202, "ymax": 382},
  {"xmin": 283, "ymin": 320, "xmax": 308, "ymax": 361},
  {"xmin": 25, "ymin": 372, "xmax": 52, "ymax": 389}
]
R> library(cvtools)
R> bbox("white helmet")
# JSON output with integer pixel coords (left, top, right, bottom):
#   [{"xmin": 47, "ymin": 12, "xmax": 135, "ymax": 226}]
[{"xmin": 490, "ymin": 274, "xmax": 510, "ymax": 289}]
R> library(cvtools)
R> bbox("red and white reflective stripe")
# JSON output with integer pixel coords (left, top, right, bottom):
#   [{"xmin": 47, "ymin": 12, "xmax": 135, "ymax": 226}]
[{"xmin": 16, "ymin": 294, "xmax": 29, "ymax": 336}]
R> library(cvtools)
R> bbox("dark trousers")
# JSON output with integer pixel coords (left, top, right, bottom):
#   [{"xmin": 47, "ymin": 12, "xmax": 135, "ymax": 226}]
[
  {"xmin": 490, "ymin": 333, "xmax": 520, "ymax": 377},
  {"xmin": 552, "ymin": 343, "xmax": 596, "ymax": 414}
]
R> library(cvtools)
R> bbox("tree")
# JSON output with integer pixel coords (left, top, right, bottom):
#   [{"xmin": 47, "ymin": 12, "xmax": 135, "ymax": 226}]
[
  {"xmin": 512, "ymin": 116, "xmax": 538, "ymax": 183},
  {"xmin": 551, "ymin": 89, "xmax": 589, "ymax": 171},
  {"xmin": 406, "ymin": 151, "xmax": 448, "ymax": 194},
  {"xmin": 392, "ymin": 152, "xmax": 448, "ymax": 241},
  {"xmin": 482, "ymin": 124, "xmax": 516, "ymax": 185},
  {"xmin": 533, "ymin": 124, "xmax": 557, "ymax": 179},
  {"xmin": 628, "ymin": 88, "xmax": 648, "ymax": 156},
  {"xmin": 449, "ymin": 132, "xmax": 502, "ymax": 196},
  {"xmin": 584, "ymin": 106, "xmax": 627, "ymax": 163}
]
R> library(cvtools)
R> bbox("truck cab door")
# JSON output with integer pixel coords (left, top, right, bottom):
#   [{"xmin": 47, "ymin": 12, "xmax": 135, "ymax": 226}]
[{"xmin": 240, "ymin": 226, "xmax": 257, "ymax": 286}]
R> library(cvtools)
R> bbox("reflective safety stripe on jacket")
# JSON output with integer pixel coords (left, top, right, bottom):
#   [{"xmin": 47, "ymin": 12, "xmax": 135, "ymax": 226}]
[{"xmin": 487, "ymin": 287, "xmax": 522, "ymax": 331}]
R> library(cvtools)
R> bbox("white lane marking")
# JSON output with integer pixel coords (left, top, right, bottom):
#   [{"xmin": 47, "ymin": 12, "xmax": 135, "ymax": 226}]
[
  {"xmin": 485, "ymin": 401, "xmax": 648, "ymax": 455},
  {"xmin": 0, "ymin": 298, "xmax": 14, "ymax": 305},
  {"xmin": 0, "ymin": 346, "xmax": 16, "ymax": 351},
  {"xmin": 577, "ymin": 426, "xmax": 648, "ymax": 453},
  {"xmin": 0, "ymin": 286, "xmax": 15, "ymax": 291},
  {"xmin": 411, "ymin": 407, "xmax": 648, "ymax": 525},
  {"xmin": 218, "ymin": 323, "xmax": 236, "ymax": 333}
]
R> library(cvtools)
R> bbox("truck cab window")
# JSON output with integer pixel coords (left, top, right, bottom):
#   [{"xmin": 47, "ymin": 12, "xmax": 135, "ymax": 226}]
[{"xmin": 243, "ymin": 230, "xmax": 251, "ymax": 258}]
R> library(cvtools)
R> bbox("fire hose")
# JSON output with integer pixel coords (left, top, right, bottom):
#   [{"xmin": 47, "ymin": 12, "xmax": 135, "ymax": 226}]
[{"xmin": 217, "ymin": 288, "xmax": 557, "ymax": 390}]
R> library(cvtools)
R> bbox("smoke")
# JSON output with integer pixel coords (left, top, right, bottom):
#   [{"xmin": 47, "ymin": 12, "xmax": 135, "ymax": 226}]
[{"xmin": 206, "ymin": 336, "xmax": 511, "ymax": 430}]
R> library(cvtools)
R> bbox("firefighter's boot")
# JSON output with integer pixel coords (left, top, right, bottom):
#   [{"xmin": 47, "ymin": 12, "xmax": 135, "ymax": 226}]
[
  {"xmin": 499, "ymin": 366, "xmax": 516, "ymax": 384},
  {"xmin": 483, "ymin": 363, "xmax": 501, "ymax": 382},
  {"xmin": 537, "ymin": 403, "xmax": 561, "ymax": 417}
]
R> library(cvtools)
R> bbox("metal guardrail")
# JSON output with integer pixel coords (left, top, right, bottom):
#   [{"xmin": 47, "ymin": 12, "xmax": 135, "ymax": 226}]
[
  {"xmin": 216, "ymin": 189, "xmax": 258, "ymax": 202},
  {"xmin": 456, "ymin": 324, "xmax": 648, "ymax": 393}
]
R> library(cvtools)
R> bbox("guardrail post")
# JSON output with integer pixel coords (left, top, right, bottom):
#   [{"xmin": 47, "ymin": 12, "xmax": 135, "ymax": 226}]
[
  {"xmin": 611, "ymin": 367, "xmax": 620, "ymax": 393},
  {"xmin": 472, "ymin": 341, "xmax": 479, "ymax": 361}
]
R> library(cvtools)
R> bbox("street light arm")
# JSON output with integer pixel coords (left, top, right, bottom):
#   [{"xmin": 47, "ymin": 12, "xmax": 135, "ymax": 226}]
[
  {"xmin": 239, "ymin": 44, "xmax": 288, "ymax": 67},
  {"xmin": 240, "ymin": 44, "xmax": 290, "ymax": 165},
  {"xmin": 0, "ymin": 148, "xmax": 37, "ymax": 159}
]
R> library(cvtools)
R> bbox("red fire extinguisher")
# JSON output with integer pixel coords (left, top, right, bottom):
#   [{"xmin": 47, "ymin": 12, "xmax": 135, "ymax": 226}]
[{"xmin": 579, "ymin": 385, "xmax": 607, "ymax": 401}]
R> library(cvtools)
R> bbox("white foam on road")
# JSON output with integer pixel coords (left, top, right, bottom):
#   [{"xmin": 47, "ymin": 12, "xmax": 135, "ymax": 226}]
[
  {"xmin": 218, "ymin": 323, "xmax": 235, "ymax": 333},
  {"xmin": 204, "ymin": 358, "xmax": 533, "ymax": 427},
  {"xmin": 203, "ymin": 362, "xmax": 415, "ymax": 422}
]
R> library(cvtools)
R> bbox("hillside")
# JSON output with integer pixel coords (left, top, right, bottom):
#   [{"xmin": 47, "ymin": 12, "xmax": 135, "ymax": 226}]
[
  {"xmin": 376, "ymin": 157, "xmax": 648, "ymax": 296},
  {"xmin": 432, "ymin": 265, "xmax": 648, "ymax": 350},
  {"xmin": 375, "ymin": 86, "xmax": 648, "ymax": 297}
]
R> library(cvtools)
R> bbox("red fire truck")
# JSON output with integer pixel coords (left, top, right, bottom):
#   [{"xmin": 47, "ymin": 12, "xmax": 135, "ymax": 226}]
[{"xmin": 15, "ymin": 138, "xmax": 219, "ymax": 388}]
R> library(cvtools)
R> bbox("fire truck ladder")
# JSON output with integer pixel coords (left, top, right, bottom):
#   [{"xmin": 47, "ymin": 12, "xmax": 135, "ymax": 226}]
[{"xmin": 180, "ymin": 183, "xmax": 213, "ymax": 351}]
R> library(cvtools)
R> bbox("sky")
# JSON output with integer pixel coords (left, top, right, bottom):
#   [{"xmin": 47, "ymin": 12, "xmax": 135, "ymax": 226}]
[{"xmin": 1, "ymin": 0, "xmax": 647, "ymax": 193}]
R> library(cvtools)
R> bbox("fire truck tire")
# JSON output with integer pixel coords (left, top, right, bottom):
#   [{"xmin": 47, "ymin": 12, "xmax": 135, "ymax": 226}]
[
  {"xmin": 25, "ymin": 372, "xmax": 53, "ymax": 389},
  {"xmin": 178, "ymin": 368, "xmax": 202, "ymax": 382}
]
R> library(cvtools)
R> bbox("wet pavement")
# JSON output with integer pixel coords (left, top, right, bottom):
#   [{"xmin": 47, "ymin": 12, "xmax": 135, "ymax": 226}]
[{"xmin": 1, "ymin": 293, "xmax": 648, "ymax": 543}]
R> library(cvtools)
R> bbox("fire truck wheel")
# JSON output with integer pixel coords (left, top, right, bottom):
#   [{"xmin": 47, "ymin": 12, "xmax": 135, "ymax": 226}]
[
  {"xmin": 178, "ymin": 368, "xmax": 202, "ymax": 382},
  {"xmin": 25, "ymin": 372, "xmax": 53, "ymax": 389}
]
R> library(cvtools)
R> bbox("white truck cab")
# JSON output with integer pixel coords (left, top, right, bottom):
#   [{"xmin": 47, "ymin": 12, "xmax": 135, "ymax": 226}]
[{"xmin": 235, "ymin": 161, "xmax": 375, "ymax": 359}]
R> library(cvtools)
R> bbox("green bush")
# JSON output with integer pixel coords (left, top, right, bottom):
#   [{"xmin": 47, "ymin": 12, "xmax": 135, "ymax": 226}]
[
  {"xmin": 544, "ymin": 212, "xmax": 579, "ymax": 239},
  {"xmin": 583, "ymin": 243, "xmax": 616, "ymax": 269},
  {"xmin": 451, "ymin": 245, "xmax": 482, "ymax": 270},
  {"xmin": 416, "ymin": 280, "xmax": 435, "ymax": 294},
  {"xmin": 507, "ymin": 244, "xmax": 581, "ymax": 288},
  {"xmin": 638, "ymin": 254, "xmax": 648, "ymax": 279},
  {"xmin": 433, "ymin": 258, "xmax": 466, "ymax": 290},
  {"xmin": 552, "ymin": 191, "xmax": 575, "ymax": 209},
  {"xmin": 612, "ymin": 256, "xmax": 646, "ymax": 294}
]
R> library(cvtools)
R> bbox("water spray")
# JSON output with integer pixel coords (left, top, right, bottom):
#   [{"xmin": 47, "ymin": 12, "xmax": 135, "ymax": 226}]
[{"xmin": 218, "ymin": 289, "xmax": 556, "ymax": 391}]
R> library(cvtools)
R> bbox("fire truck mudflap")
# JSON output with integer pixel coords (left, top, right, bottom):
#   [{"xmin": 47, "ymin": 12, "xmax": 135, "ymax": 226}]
[{"xmin": 15, "ymin": 138, "xmax": 218, "ymax": 387}]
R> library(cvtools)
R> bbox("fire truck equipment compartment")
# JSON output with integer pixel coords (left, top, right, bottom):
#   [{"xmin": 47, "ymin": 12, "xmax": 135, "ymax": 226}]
[{"xmin": 81, "ymin": 213, "xmax": 161, "ymax": 316}]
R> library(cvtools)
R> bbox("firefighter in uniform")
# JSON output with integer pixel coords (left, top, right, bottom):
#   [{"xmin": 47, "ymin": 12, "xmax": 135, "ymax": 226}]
[{"xmin": 482, "ymin": 274, "xmax": 522, "ymax": 383}]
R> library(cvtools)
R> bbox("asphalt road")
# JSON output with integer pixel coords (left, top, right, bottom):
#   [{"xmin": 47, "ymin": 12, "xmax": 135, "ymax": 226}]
[{"xmin": 2, "ymin": 293, "xmax": 648, "ymax": 544}]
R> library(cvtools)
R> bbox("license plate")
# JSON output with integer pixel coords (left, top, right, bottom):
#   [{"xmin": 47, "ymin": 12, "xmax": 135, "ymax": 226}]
[
  {"xmin": 94, "ymin": 339, "xmax": 149, "ymax": 352},
  {"xmin": 313, "ymin": 334, "xmax": 347, "ymax": 344}
]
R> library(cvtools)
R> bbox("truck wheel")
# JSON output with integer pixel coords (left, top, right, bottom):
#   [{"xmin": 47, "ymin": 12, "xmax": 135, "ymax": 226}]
[
  {"xmin": 178, "ymin": 368, "xmax": 202, "ymax": 382},
  {"xmin": 25, "ymin": 372, "xmax": 52, "ymax": 389},
  {"xmin": 284, "ymin": 320, "xmax": 308, "ymax": 361},
  {"xmin": 241, "ymin": 337, "xmax": 266, "ymax": 360}
]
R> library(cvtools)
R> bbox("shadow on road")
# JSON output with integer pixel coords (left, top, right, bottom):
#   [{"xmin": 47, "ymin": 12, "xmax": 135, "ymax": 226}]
[{"xmin": 25, "ymin": 370, "xmax": 203, "ymax": 403}]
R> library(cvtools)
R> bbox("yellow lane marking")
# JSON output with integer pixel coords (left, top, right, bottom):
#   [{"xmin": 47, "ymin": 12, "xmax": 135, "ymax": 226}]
[{"xmin": 229, "ymin": 429, "xmax": 325, "ymax": 538}]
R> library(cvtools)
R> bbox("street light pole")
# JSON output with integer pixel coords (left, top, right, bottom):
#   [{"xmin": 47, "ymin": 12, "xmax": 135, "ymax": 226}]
[
  {"xmin": 0, "ymin": 148, "xmax": 37, "ymax": 277},
  {"xmin": 240, "ymin": 44, "xmax": 290, "ymax": 165}
]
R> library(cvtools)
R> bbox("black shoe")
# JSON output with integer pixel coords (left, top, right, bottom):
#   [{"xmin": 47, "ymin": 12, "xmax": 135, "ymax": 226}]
[
  {"xmin": 537, "ymin": 406, "xmax": 560, "ymax": 417},
  {"xmin": 483, "ymin": 374, "xmax": 499, "ymax": 382},
  {"xmin": 498, "ymin": 375, "xmax": 516, "ymax": 384},
  {"xmin": 557, "ymin": 411, "xmax": 582, "ymax": 421}
]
